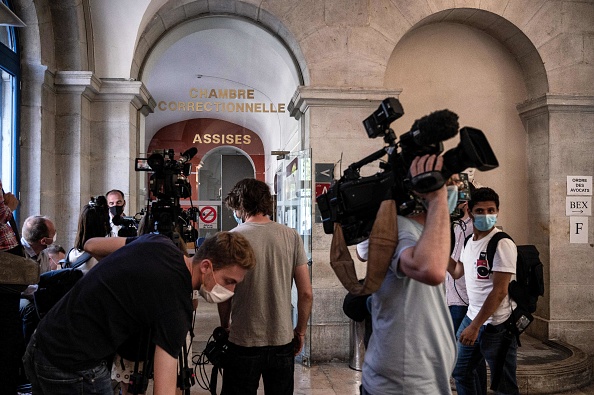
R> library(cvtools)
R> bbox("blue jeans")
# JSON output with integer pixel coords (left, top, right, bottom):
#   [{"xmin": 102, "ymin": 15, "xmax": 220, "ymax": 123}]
[
  {"xmin": 22, "ymin": 331, "xmax": 113, "ymax": 395},
  {"xmin": 221, "ymin": 342, "xmax": 294, "ymax": 395},
  {"xmin": 449, "ymin": 305, "xmax": 468, "ymax": 333},
  {"xmin": 453, "ymin": 315, "xmax": 519, "ymax": 395}
]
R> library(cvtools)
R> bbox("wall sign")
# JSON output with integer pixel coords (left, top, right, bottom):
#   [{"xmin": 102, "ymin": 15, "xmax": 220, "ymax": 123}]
[
  {"xmin": 566, "ymin": 175, "xmax": 592, "ymax": 244},
  {"xmin": 567, "ymin": 176, "xmax": 592, "ymax": 195},
  {"xmin": 199, "ymin": 205, "xmax": 218, "ymax": 229},
  {"xmin": 566, "ymin": 196, "xmax": 591, "ymax": 216}
]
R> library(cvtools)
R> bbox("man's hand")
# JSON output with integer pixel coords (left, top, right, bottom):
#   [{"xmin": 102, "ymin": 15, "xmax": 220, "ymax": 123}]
[
  {"xmin": 292, "ymin": 329, "xmax": 305, "ymax": 356},
  {"xmin": 459, "ymin": 323, "xmax": 480, "ymax": 346},
  {"xmin": 410, "ymin": 154, "xmax": 447, "ymax": 202},
  {"xmin": 3, "ymin": 192, "xmax": 19, "ymax": 211}
]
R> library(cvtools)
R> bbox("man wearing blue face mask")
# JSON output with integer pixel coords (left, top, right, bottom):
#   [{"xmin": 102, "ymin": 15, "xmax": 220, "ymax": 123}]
[
  {"xmin": 220, "ymin": 178, "xmax": 313, "ymax": 395},
  {"xmin": 447, "ymin": 187, "xmax": 519, "ymax": 395}
]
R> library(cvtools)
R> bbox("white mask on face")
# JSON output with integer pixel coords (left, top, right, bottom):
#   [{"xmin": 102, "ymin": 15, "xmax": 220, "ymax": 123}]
[{"xmin": 198, "ymin": 265, "xmax": 234, "ymax": 303}]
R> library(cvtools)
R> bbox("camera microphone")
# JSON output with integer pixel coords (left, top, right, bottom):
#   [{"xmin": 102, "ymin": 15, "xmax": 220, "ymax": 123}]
[
  {"xmin": 177, "ymin": 147, "xmax": 198, "ymax": 165},
  {"xmin": 406, "ymin": 109, "xmax": 459, "ymax": 146}
]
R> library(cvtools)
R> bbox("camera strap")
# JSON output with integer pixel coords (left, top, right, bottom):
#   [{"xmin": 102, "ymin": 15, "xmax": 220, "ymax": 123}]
[{"xmin": 330, "ymin": 199, "xmax": 398, "ymax": 295}]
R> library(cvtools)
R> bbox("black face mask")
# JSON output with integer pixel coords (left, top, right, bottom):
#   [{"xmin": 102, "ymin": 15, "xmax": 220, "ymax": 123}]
[{"xmin": 109, "ymin": 205, "xmax": 124, "ymax": 217}]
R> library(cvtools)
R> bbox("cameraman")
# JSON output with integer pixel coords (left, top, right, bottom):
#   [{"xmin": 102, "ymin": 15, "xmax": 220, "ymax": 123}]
[
  {"xmin": 23, "ymin": 231, "xmax": 256, "ymax": 395},
  {"xmin": 360, "ymin": 154, "xmax": 456, "ymax": 395}
]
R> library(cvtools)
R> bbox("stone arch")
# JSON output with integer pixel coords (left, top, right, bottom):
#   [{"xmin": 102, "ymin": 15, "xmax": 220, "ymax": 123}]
[
  {"xmin": 130, "ymin": 0, "xmax": 309, "ymax": 86},
  {"xmin": 410, "ymin": 8, "xmax": 548, "ymax": 99}
]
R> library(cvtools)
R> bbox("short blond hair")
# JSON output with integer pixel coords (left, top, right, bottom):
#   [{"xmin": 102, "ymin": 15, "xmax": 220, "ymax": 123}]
[{"xmin": 193, "ymin": 231, "xmax": 256, "ymax": 271}]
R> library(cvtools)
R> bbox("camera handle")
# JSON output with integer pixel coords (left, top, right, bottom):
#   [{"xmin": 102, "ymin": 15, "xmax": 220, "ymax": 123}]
[{"xmin": 343, "ymin": 129, "xmax": 396, "ymax": 180}]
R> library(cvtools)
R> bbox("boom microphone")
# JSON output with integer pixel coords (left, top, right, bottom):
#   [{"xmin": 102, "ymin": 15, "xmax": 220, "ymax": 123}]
[
  {"xmin": 406, "ymin": 109, "xmax": 460, "ymax": 146},
  {"xmin": 177, "ymin": 147, "xmax": 198, "ymax": 164}
]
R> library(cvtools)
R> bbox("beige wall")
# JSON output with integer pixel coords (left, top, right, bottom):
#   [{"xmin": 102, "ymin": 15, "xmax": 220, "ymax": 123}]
[{"xmin": 385, "ymin": 22, "xmax": 529, "ymax": 242}]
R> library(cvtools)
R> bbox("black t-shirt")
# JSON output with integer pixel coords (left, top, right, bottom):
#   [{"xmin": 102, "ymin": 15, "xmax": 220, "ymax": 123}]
[{"xmin": 36, "ymin": 233, "xmax": 192, "ymax": 371}]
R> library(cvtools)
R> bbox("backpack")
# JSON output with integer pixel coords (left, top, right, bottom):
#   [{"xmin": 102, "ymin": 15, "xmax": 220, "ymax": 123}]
[
  {"xmin": 33, "ymin": 250, "xmax": 93, "ymax": 318},
  {"xmin": 464, "ymin": 232, "xmax": 545, "ymax": 333}
]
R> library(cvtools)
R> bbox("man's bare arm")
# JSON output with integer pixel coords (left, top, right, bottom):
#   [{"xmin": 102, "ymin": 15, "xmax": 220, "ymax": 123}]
[
  {"xmin": 399, "ymin": 155, "xmax": 450, "ymax": 285},
  {"xmin": 84, "ymin": 237, "xmax": 126, "ymax": 260},
  {"xmin": 458, "ymin": 271, "xmax": 512, "ymax": 345},
  {"xmin": 447, "ymin": 257, "xmax": 465, "ymax": 279},
  {"xmin": 152, "ymin": 345, "xmax": 178, "ymax": 395},
  {"xmin": 293, "ymin": 263, "xmax": 313, "ymax": 355}
]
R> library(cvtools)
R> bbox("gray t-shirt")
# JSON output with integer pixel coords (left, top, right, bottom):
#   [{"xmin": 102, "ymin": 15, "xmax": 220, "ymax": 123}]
[
  {"xmin": 229, "ymin": 221, "xmax": 308, "ymax": 347},
  {"xmin": 362, "ymin": 216, "xmax": 456, "ymax": 395}
]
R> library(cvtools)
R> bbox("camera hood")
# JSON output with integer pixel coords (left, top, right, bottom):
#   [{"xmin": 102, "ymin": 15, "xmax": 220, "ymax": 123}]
[{"xmin": 442, "ymin": 126, "xmax": 498, "ymax": 178}]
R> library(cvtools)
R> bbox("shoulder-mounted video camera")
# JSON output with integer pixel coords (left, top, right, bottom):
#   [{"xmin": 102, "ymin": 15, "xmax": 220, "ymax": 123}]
[{"xmin": 316, "ymin": 97, "xmax": 499, "ymax": 246}]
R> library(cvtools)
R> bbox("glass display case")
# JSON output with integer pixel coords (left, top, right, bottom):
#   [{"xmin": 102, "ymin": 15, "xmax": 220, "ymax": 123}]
[{"xmin": 275, "ymin": 149, "xmax": 312, "ymax": 366}]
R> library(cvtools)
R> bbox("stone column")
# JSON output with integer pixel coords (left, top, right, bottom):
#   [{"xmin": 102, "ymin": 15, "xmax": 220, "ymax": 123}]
[
  {"xmin": 18, "ymin": 62, "xmax": 48, "ymax": 220},
  {"xmin": 289, "ymin": 87, "xmax": 401, "ymax": 361},
  {"xmin": 517, "ymin": 94, "xmax": 594, "ymax": 354},
  {"xmin": 53, "ymin": 71, "xmax": 99, "ymax": 246},
  {"xmin": 90, "ymin": 79, "xmax": 154, "ymax": 217},
  {"xmin": 52, "ymin": 73, "xmax": 154, "ymax": 248}
]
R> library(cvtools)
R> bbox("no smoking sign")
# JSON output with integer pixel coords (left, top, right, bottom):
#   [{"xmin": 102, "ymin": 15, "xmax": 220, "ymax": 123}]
[{"xmin": 199, "ymin": 206, "xmax": 218, "ymax": 229}]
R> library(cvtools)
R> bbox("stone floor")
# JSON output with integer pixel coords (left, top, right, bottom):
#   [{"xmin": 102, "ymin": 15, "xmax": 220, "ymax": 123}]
[{"xmin": 171, "ymin": 302, "xmax": 594, "ymax": 395}]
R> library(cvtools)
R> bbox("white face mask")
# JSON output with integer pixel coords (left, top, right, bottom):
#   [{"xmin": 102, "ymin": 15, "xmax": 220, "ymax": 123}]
[{"xmin": 198, "ymin": 265, "xmax": 234, "ymax": 303}]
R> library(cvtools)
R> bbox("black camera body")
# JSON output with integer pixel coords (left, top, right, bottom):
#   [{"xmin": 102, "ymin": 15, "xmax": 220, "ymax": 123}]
[
  {"xmin": 135, "ymin": 148, "xmax": 199, "ymax": 244},
  {"xmin": 112, "ymin": 213, "xmax": 141, "ymax": 237},
  {"xmin": 204, "ymin": 326, "xmax": 229, "ymax": 367},
  {"xmin": 88, "ymin": 195, "xmax": 108, "ymax": 209},
  {"xmin": 317, "ymin": 97, "xmax": 499, "ymax": 246}
]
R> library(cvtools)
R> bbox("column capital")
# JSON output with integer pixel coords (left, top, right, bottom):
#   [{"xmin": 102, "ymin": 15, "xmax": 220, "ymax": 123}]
[
  {"xmin": 96, "ymin": 79, "xmax": 156, "ymax": 115},
  {"xmin": 517, "ymin": 94, "xmax": 594, "ymax": 120},
  {"xmin": 288, "ymin": 86, "xmax": 402, "ymax": 119},
  {"xmin": 54, "ymin": 71, "xmax": 100, "ymax": 97}
]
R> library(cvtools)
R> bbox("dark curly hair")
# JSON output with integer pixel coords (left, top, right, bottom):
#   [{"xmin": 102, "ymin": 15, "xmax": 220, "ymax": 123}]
[
  {"xmin": 224, "ymin": 178, "xmax": 273, "ymax": 218},
  {"xmin": 468, "ymin": 187, "xmax": 499, "ymax": 211}
]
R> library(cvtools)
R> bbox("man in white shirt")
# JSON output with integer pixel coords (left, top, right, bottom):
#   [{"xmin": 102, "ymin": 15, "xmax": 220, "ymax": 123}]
[{"xmin": 447, "ymin": 187, "xmax": 519, "ymax": 395}]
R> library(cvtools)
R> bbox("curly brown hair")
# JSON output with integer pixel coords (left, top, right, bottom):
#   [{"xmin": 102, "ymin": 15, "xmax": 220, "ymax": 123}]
[{"xmin": 224, "ymin": 178, "xmax": 273, "ymax": 218}]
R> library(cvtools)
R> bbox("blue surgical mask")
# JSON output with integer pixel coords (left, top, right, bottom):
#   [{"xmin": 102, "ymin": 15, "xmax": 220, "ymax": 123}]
[
  {"xmin": 233, "ymin": 211, "xmax": 243, "ymax": 225},
  {"xmin": 447, "ymin": 185, "xmax": 458, "ymax": 214},
  {"xmin": 473, "ymin": 214, "xmax": 497, "ymax": 231}
]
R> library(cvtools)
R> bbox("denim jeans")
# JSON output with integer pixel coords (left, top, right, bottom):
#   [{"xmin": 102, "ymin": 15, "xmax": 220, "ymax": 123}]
[
  {"xmin": 449, "ymin": 305, "xmax": 468, "ymax": 333},
  {"xmin": 22, "ymin": 331, "xmax": 113, "ymax": 395},
  {"xmin": 453, "ymin": 315, "xmax": 519, "ymax": 395},
  {"xmin": 221, "ymin": 342, "xmax": 294, "ymax": 395}
]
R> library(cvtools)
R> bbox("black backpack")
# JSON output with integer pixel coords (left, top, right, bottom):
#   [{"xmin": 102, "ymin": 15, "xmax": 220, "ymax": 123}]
[
  {"xmin": 464, "ymin": 232, "xmax": 545, "ymax": 334},
  {"xmin": 33, "ymin": 250, "xmax": 93, "ymax": 318}
]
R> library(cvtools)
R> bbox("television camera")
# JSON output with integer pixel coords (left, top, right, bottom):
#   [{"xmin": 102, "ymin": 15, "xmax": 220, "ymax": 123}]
[
  {"xmin": 112, "ymin": 211, "xmax": 143, "ymax": 237},
  {"xmin": 135, "ymin": 147, "xmax": 199, "ymax": 245},
  {"xmin": 316, "ymin": 97, "xmax": 499, "ymax": 246}
]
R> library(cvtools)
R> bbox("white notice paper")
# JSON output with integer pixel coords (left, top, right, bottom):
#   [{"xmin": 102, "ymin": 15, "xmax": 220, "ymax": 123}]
[{"xmin": 570, "ymin": 216, "xmax": 589, "ymax": 243}]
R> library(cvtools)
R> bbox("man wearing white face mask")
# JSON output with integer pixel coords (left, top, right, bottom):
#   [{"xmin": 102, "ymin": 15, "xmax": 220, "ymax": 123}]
[
  {"xmin": 23, "ymin": 231, "xmax": 256, "ymax": 395},
  {"xmin": 447, "ymin": 187, "xmax": 519, "ymax": 395}
]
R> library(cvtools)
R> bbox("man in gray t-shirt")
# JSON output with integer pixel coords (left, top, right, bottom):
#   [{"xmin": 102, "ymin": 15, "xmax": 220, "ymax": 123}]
[
  {"xmin": 361, "ymin": 154, "xmax": 456, "ymax": 395},
  {"xmin": 219, "ymin": 178, "xmax": 313, "ymax": 395}
]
